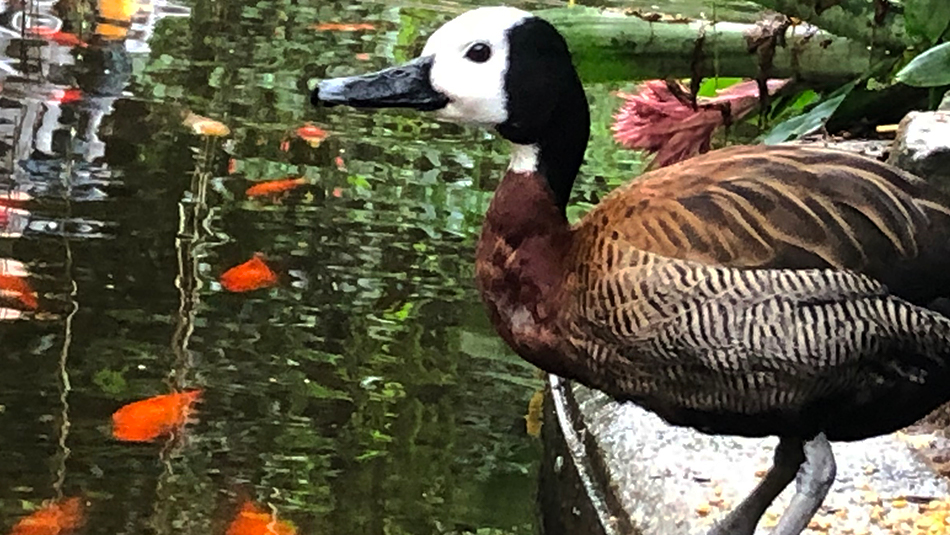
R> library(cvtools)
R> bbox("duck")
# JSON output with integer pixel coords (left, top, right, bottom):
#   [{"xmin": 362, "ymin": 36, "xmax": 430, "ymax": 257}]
[{"xmin": 311, "ymin": 6, "xmax": 950, "ymax": 535}]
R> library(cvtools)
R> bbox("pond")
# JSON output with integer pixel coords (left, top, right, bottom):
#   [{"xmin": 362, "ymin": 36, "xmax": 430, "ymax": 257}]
[{"xmin": 0, "ymin": 0, "xmax": 753, "ymax": 534}]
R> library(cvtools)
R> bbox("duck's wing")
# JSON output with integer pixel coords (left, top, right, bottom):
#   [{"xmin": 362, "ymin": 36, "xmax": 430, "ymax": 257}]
[
  {"xmin": 584, "ymin": 145, "xmax": 950, "ymax": 304},
  {"xmin": 564, "ymin": 246, "xmax": 950, "ymax": 440}
]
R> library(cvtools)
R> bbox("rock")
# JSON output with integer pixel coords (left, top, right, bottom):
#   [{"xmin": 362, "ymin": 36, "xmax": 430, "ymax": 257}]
[{"xmin": 887, "ymin": 110, "xmax": 950, "ymax": 191}]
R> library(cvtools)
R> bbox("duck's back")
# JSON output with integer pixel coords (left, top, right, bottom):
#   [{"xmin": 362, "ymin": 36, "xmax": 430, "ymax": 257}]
[{"xmin": 578, "ymin": 144, "xmax": 950, "ymax": 307}]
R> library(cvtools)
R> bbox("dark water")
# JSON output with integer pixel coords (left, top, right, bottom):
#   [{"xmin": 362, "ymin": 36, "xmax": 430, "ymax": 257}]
[{"xmin": 0, "ymin": 0, "xmax": 742, "ymax": 533}]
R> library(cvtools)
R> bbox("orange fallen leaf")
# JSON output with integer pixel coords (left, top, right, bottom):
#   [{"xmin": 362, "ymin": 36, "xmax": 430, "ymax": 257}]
[
  {"xmin": 311, "ymin": 22, "xmax": 375, "ymax": 32},
  {"xmin": 227, "ymin": 502, "xmax": 296, "ymax": 535},
  {"xmin": 355, "ymin": 53, "xmax": 371, "ymax": 61},
  {"xmin": 0, "ymin": 274, "xmax": 38, "ymax": 310},
  {"xmin": 296, "ymin": 125, "xmax": 328, "ymax": 147},
  {"xmin": 183, "ymin": 112, "xmax": 230, "ymax": 137},
  {"xmin": 228, "ymin": 159, "xmax": 238, "ymax": 174},
  {"xmin": 334, "ymin": 156, "xmax": 346, "ymax": 171},
  {"xmin": 279, "ymin": 139, "xmax": 290, "ymax": 152},
  {"xmin": 331, "ymin": 187, "xmax": 343, "ymax": 198},
  {"xmin": 112, "ymin": 390, "xmax": 202, "ymax": 442},
  {"xmin": 220, "ymin": 255, "xmax": 278, "ymax": 293},
  {"xmin": 246, "ymin": 178, "xmax": 306, "ymax": 198},
  {"xmin": 9, "ymin": 497, "xmax": 85, "ymax": 535}
]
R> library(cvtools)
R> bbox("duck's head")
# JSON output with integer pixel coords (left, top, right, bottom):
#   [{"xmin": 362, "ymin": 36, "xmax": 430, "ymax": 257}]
[{"xmin": 311, "ymin": 6, "xmax": 590, "ymax": 211}]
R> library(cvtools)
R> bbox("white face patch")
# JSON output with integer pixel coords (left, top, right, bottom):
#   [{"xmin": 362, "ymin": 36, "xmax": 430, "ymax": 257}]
[{"xmin": 421, "ymin": 6, "xmax": 531, "ymax": 125}]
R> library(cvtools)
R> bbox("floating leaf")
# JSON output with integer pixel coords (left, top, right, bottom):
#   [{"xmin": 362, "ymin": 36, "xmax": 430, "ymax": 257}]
[
  {"xmin": 9, "ymin": 497, "xmax": 84, "ymax": 535},
  {"xmin": 220, "ymin": 254, "xmax": 278, "ymax": 292},
  {"xmin": 227, "ymin": 502, "xmax": 296, "ymax": 535},
  {"xmin": 245, "ymin": 177, "xmax": 306, "ymax": 197},
  {"xmin": 905, "ymin": 0, "xmax": 950, "ymax": 43},
  {"xmin": 896, "ymin": 43, "xmax": 950, "ymax": 87},
  {"xmin": 112, "ymin": 390, "xmax": 202, "ymax": 442},
  {"xmin": 763, "ymin": 81, "xmax": 857, "ymax": 144},
  {"xmin": 183, "ymin": 111, "xmax": 231, "ymax": 137},
  {"xmin": 311, "ymin": 22, "xmax": 375, "ymax": 32}
]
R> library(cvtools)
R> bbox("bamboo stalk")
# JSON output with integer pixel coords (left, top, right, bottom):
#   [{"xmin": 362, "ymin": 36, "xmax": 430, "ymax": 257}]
[{"xmin": 539, "ymin": 7, "xmax": 875, "ymax": 84}]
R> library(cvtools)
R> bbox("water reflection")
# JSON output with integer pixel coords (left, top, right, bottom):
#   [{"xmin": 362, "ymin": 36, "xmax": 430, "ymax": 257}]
[{"xmin": 0, "ymin": 0, "xmax": 555, "ymax": 533}]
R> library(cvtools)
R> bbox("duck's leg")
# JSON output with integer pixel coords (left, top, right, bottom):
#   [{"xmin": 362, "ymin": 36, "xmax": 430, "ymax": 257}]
[
  {"xmin": 706, "ymin": 437, "xmax": 804, "ymax": 535},
  {"xmin": 770, "ymin": 432, "xmax": 836, "ymax": 535}
]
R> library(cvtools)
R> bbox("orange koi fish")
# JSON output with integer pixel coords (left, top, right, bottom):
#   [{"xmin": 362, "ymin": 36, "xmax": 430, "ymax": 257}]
[
  {"xmin": 112, "ymin": 390, "xmax": 202, "ymax": 442},
  {"xmin": 0, "ymin": 274, "xmax": 38, "ymax": 310},
  {"xmin": 9, "ymin": 497, "xmax": 84, "ymax": 535},
  {"xmin": 295, "ymin": 125, "xmax": 328, "ymax": 147},
  {"xmin": 226, "ymin": 502, "xmax": 296, "ymax": 535},
  {"xmin": 311, "ymin": 22, "xmax": 375, "ymax": 32},
  {"xmin": 245, "ymin": 178, "xmax": 306, "ymax": 198},
  {"xmin": 219, "ymin": 255, "xmax": 278, "ymax": 293}
]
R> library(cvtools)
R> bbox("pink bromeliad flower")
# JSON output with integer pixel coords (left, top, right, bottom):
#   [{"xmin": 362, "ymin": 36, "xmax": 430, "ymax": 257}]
[{"xmin": 612, "ymin": 79, "xmax": 789, "ymax": 169}]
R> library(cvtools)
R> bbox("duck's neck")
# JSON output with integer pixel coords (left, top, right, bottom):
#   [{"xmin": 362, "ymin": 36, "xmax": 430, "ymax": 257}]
[{"xmin": 497, "ymin": 85, "xmax": 590, "ymax": 215}]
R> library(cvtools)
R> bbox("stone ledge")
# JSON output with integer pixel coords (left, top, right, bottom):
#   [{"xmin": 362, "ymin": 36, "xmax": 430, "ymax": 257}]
[{"xmin": 543, "ymin": 376, "xmax": 950, "ymax": 535}]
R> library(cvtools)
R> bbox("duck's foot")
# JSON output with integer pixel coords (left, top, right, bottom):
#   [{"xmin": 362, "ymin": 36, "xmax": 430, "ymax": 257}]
[
  {"xmin": 770, "ymin": 433, "xmax": 836, "ymax": 535},
  {"xmin": 706, "ymin": 437, "xmax": 804, "ymax": 535}
]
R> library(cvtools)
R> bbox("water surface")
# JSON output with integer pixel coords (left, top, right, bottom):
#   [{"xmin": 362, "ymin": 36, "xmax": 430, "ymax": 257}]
[{"xmin": 0, "ymin": 0, "xmax": 751, "ymax": 533}]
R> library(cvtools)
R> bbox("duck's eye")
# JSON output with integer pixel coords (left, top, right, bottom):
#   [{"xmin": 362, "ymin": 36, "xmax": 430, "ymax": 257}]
[{"xmin": 465, "ymin": 43, "xmax": 492, "ymax": 63}]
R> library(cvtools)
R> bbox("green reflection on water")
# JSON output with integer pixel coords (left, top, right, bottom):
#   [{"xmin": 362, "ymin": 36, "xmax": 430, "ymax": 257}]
[{"xmin": 0, "ymin": 0, "xmax": 751, "ymax": 533}]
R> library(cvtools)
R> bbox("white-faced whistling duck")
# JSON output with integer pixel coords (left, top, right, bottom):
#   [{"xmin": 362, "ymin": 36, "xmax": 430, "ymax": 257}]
[{"xmin": 311, "ymin": 7, "xmax": 950, "ymax": 535}]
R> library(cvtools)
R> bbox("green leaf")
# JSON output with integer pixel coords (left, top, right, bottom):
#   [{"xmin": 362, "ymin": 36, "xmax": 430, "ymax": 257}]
[
  {"xmin": 905, "ymin": 0, "xmax": 950, "ymax": 43},
  {"xmin": 696, "ymin": 77, "xmax": 744, "ymax": 98},
  {"xmin": 896, "ymin": 43, "xmax": 950, "ymax": 87},
  {"xmin": 763, "ymin": 81, "xmax": 857, "ymax": 144}
]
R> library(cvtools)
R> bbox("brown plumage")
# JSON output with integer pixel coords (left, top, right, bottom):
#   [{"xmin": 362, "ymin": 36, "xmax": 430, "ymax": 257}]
[
  {"xmin": 476, "ymin": 146, "xmax": 950, "ymax": 443},
  {"xmin": 588, "ymin": 145, "xmax": 950, "ymax": 306}
]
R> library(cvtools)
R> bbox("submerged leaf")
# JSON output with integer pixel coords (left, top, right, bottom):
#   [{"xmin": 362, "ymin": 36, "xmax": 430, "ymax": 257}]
[
  {"xmin": 112, "ymin": 390, "xmax": 202, "ymax": 442},
  {"xmin": 896, "ymin": 43, "xmax": 950, "ymax": 87}
]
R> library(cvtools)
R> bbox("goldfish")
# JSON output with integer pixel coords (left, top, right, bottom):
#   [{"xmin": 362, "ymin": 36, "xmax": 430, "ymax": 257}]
[
  {"xmin": 112, "ymin": 390, "xmax": 202, "ymax": 442},
  {"xmin": 53, "ymin": 89, "xmax": 83, "ymax": 104},
  {"xmin": 227, "ymin": 502, "xmax": 296, "ymax": 535},
  {"xmin": 27, "ymin": 28, "xmax": 88, "ymax": 48},
  {"xmin": 183, "ymin": 112, "xmax": 230, "ymax": 137},
  {"xmin": 9, "ymin": 497, "xmax": 84, "ymax": 535},
  {"xmin": 0, "ymin": 274, "xmax": 38, "ymax": 310},
  {"xmin": 295, "ymin": 125, "xmax": 328, "ymax": 147},
  {"xmin": 219, "ymin": 255, "xmax": 278, "ymax": 293},
  {"xmin": 311, "ymin": 22, "xmax": 375, "ymax": 32},
  {"xmin": 245, "ymin": 178, "xmax": 306, "ymax": 198}
]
